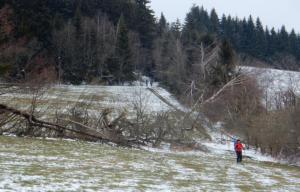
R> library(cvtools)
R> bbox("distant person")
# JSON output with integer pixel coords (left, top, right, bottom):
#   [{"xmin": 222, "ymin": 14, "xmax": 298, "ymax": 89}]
[
  {"xmin": 235, "ymin": 139, "xmax": 245, "ymax": 163},
  {"xmin": 150, "ymin": 79, "xmax": 153, "ymax": 86},
  {"xmin": 145, "ymin": 79, "xmax": 149, "ymax": 87}
]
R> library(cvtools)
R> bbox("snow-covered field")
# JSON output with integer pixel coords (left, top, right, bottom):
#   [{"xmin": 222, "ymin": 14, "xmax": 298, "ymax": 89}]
[
  {"xmin": 241, "ymin": 66, "xmax": 300, "ymax": 108},
  {"xmin": 0, "ymin": 84, "xmax": 183, "ymax": 119},
  {"xmin": 0, "ymin": 136, "xmax": 299, "ymax": 192}
]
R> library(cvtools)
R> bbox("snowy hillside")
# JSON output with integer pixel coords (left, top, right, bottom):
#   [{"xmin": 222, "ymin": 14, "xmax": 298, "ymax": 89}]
[
  {"xmin": 0, "ymin": 79, "xmax": 296, "ymax": 164},
  {"xmin": 241, "ymin": 66, "xmax": 300, "ymax": 95},
  {"xmin": 0, "ymin": 76, "xmax": 299, "ymax": 191},
  {"xmin": 0, "ymin": 83, "xmax": 183, "ymax": 118},
  {"xmin": 241, "ymin": 66, "xmax": 300, "ymax": 109},
  {"xmin": 0, "ymin": 73, "xmax": 297, "ymax": 161},
  {"xmin": 2, "ymin": 66, "xmax": 299, "ymax": 117}
]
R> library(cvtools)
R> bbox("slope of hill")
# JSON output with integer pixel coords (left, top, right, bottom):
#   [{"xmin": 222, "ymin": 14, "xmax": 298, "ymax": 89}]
[
  {"xmin": 0, "ymin": 71, "xmax": 298, "ymax": 161},
  {"xmin": 0, "ymin": 83, "xmax": 183, "ymax": 118},
  {"xmin": 242, "ymin": 66, "xmax": 300, "ymax": 94},
  {"xmin": 0, "ymin": 69, "xmax": 299, "ymax": 191},
  {"xmin": 241, "ymin": 66, "xmax": 300, "ymax": 109}
]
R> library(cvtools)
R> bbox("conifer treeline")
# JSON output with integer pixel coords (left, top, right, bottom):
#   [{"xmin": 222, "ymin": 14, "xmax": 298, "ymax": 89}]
[
  {"xmin": 3, "ymin": 0, "xmax": 155, "ymax": 48},
  {"xmin": 0, "ymin": 1, "xmax": 299, "ymax": 84},
  {"xmin": 0, "ymin": 0, "xmax": 156, "ymax": 83},
  {"xmin": 181, "ymin": 6, "xmax": 300, "ymax": 63}
]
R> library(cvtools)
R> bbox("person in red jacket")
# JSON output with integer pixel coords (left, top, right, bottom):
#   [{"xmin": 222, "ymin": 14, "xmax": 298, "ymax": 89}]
[{"xmin": 235, "ymin": 139, "xmax": 245, "ymax": 163}]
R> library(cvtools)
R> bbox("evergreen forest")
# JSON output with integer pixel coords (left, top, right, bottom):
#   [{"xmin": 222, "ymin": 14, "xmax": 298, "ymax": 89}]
[{"xmin": 0, "ymin": 0, "xmax": 299, "ymax": 87}]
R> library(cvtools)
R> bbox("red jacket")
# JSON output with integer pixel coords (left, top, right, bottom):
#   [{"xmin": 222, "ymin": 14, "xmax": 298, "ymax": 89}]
[{"xmin": 235, "ymin": 143, "xmax": 244, "ymax": 152}]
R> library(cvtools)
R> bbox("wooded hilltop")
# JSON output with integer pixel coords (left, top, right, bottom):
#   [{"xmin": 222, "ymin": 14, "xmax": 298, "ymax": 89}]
[{"xmin": 0, "ymin": 0, "xmax": 300, "ymax": 86}]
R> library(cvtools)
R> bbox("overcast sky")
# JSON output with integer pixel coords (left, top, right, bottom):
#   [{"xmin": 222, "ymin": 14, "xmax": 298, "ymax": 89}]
[{"xmin": 149, "ymin": 0, "xmax": 300, "ymax": 33}]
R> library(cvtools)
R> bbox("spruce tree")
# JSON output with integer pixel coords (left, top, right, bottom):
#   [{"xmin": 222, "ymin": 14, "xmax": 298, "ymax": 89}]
[
  {"xmin": 297, "ymin": 36, "xmax": 300, "ymax": 59},
  {"xmin": 170, "ymin": 19, "xmax": 181, "ymax": 39},
  {"xmin": 210, "ymin": 9, "xmax": 219, "ymax": 34},
  {"xmin": 269, "ymin": 28, "xmax": 278, "ymax": 56},
  {"xmin": 255, "ymin": 18, "xmax": 267, "ymax": 58},
  {"xmin": 183, "ymin": 5, "xmax": 209, "ymax": 35},
  {"xmin": 239, "ymin": 18, "xmax": 248, "ymax": 52},
  {"xmin": 278, "ymin": 26, "xmax": 289, "ymax": 52},
  {"xmin": 134, "ymin": 0, "xmax": 155, "ymax": 48},
  {"xmin": 157, "ymin": 13, "xmax": 168, "ymax": 36},
  {"xmin": 199, "ymin": 6, "xmax": 210, "ymax": 33},
  {"xmin": 265, "ymin": 27, "xmax": 272, "ymax": 57},
  {"xmin": 245, "ymin": 16, "xmax": 256, "ymax": 55},
  {"xmin": 220, "ymin": 14, "xmax": 227, "ymax": 38},
  {"xmin": 289, "ymin": 29, "xmax": 297, "ymax": 56},
  {"xmin": 115, "ymin": 14, "xmax": 133, "ymax": 83}
]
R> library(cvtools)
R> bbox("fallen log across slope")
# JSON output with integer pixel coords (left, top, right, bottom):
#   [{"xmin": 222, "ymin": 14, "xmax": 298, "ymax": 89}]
[
  {"xmin": 0, "ymin": 104, "xmax": 134, "ymax": 147},
  {"xmin": 147, "ymin": 88, "xmax": 184, "ymax": 114}
]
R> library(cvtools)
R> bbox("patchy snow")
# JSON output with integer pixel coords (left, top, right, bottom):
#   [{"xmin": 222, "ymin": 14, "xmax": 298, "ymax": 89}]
[
  {"xmin": 0, "ymin": 71, "xmax": 300, "ymax": 191},
  {"xmin": 202, "ymin": 141, "xmax": 276, "ymax": 162},
  {"xmin": 1, "ymin": 136, "xmax": 299, "ymax": 192},
  {"xmin": 203, "ymin": 122, "xmax": 282, "ymax": 164},
  {"xmin": 241, "ymin": 66, "xmax": 300, "ymax": 93},
  {"xmin": 0, "ymin": 84, "xmax": 184, "ymax": 116},
  {"xmin": 241, "ymin": 66, "xmax": 300, "ymax": 109}
]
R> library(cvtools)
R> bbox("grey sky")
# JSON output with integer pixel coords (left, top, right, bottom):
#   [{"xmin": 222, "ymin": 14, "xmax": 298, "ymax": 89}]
[{"xmin": 149, "ymin": 0, "xmax": 300, "ymax": 33}]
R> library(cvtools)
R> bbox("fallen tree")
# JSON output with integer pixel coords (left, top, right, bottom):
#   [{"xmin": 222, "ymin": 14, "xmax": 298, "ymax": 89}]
[{"xmin": 0, "ymin": 103, "xmax": 136, "ymax": 147}]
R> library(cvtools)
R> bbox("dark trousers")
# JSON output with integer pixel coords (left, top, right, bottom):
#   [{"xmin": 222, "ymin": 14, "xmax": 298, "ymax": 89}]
[{"xmin": 236, "ymin": 151, "xmax": 242, "ymax": 163}]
